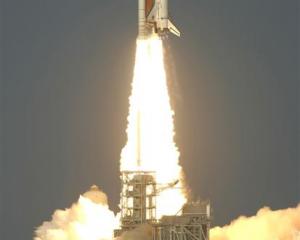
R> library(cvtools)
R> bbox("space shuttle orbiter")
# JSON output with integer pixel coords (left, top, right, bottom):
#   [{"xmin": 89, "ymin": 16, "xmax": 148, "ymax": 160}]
[{"xmin": 138, "ymin": 0, "xmax": 180, "ymax": 38}]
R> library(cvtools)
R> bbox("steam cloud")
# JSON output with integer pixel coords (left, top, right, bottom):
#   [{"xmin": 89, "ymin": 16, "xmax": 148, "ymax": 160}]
[
  {"xmin": 210, "ymin": 204, "xmax": 300, "ymax": 240},
  {"xmin": 35, "ymin": 189, "xmax": 300, "ymax": 240},
  {"xmin": 34, "ymin": 186, "xmax": 117, "ymax": 240}
]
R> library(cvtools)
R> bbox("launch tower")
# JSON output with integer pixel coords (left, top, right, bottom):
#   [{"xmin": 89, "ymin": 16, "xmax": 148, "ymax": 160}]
[
  {"xmin": 114, "ymin": 171, "xmax": 211, "ymax": 240},
  {"xmin": 118, "ymin": 171, "xmax": 157, "ymax": 231}
]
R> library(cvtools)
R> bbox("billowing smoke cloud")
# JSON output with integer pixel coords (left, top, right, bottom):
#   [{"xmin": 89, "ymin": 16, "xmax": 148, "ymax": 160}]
[
  {"xmin": 34, "ymin": 186, "xmax": 300, "ymax": 240},
  {"xmin": 34, "ymin": 186, "xmax": 118, "ymax": 240},
  {"xmin": 210, "ymin": 204, "xmax": 300, "ymax": 240}
]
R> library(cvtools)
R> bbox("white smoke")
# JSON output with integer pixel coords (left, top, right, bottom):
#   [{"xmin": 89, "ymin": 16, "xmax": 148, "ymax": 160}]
[
  {"xmin": 210, "ymin": 204, "xmax": 300, "ymax": 240},
  {"xmin": 34, "ymin": 186, "xmax": 118, "ymax": 240}
]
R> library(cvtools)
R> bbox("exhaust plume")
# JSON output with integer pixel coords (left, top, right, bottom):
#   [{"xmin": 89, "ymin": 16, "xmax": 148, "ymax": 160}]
[
  {"xmin": 210, "ymin": 204, "xmax": 300, "ymax": 240},
  {"xmin": 34, "ymin": 186, "xmax": 118, "ymax": 240},
  {"xmin": 120, "ymin": 37, "xmax": 186, "ymax": 218}
]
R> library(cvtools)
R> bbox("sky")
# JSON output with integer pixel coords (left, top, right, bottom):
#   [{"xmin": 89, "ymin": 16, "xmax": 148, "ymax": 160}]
[{"xmin": 1, "ymin": 0, "xmax": 299, "ymax": 239}]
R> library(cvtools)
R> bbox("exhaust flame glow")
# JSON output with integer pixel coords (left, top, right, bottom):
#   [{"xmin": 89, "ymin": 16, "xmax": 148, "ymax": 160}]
[{"xmin": 120, "ymin": 37, "xmax": 186, "ymax": 217}]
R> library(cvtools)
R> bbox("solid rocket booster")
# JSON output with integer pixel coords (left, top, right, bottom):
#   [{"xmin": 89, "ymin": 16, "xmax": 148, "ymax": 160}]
[{"xmin": 138, "ymin": 0, "xmax": 180, "ymax": 38}]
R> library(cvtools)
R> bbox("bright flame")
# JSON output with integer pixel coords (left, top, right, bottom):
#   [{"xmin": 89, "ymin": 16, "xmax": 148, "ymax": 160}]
[{"xmin": 120, "ymin": 37, "xmax": 186, "ymax": 217}]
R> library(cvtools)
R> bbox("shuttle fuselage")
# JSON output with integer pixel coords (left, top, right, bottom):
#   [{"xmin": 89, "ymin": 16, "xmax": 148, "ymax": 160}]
[{"xmin": 138, "ymin": 0, "xmax": 180, "ymax": 38}]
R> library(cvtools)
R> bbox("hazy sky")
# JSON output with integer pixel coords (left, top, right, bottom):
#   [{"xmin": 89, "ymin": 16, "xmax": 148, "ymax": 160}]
[{"xmin": 1, "ymin": 0, "xmax": 299, "ymax": 239}]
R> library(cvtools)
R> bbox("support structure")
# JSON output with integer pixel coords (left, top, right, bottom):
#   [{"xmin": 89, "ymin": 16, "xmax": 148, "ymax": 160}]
[
  {"xmin": 114, "ymin": 171, "xmax": 211, "ymax": 240},
  {"xmin": 153, "ymin": 202, "xmax": 211, "ymax": 240},
  {"xmin": 115, "ymin": 171, "xmax": 157, "ymax": 236}
]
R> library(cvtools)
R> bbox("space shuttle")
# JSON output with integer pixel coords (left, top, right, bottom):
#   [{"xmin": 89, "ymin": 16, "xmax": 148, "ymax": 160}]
[{"xmin": 138, "ymin": 0, "xmax": 180, "ymax": 38}]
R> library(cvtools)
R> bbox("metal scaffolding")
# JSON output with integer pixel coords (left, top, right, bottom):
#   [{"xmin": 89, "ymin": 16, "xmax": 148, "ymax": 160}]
[
  {"xmin": 115, "ymin": 171, "xmax": 157, "ymax": 236},
  {"xmin": 114, "ymin": 171, "xmax": 211, "ymax": 240},
  {"xmin": 153, "ymin": 201, "xmax": 211, "ymax": 240}
]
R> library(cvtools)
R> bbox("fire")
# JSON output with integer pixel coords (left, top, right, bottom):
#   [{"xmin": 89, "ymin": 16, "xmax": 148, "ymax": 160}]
[{"xmin": 120, "ymin": 36, "xmax": 187, "ymax": 218}]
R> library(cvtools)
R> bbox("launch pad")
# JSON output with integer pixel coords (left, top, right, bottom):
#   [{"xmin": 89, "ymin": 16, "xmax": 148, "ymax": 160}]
[{"xmin": 114, "ymin": 171, "xmax": 211, "ymax": 240}]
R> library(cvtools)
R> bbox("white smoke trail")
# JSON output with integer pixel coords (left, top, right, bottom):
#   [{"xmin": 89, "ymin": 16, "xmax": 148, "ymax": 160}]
[{"xmin": 210, "ymin": 204, "xmax": 300, "ymax": 240}]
